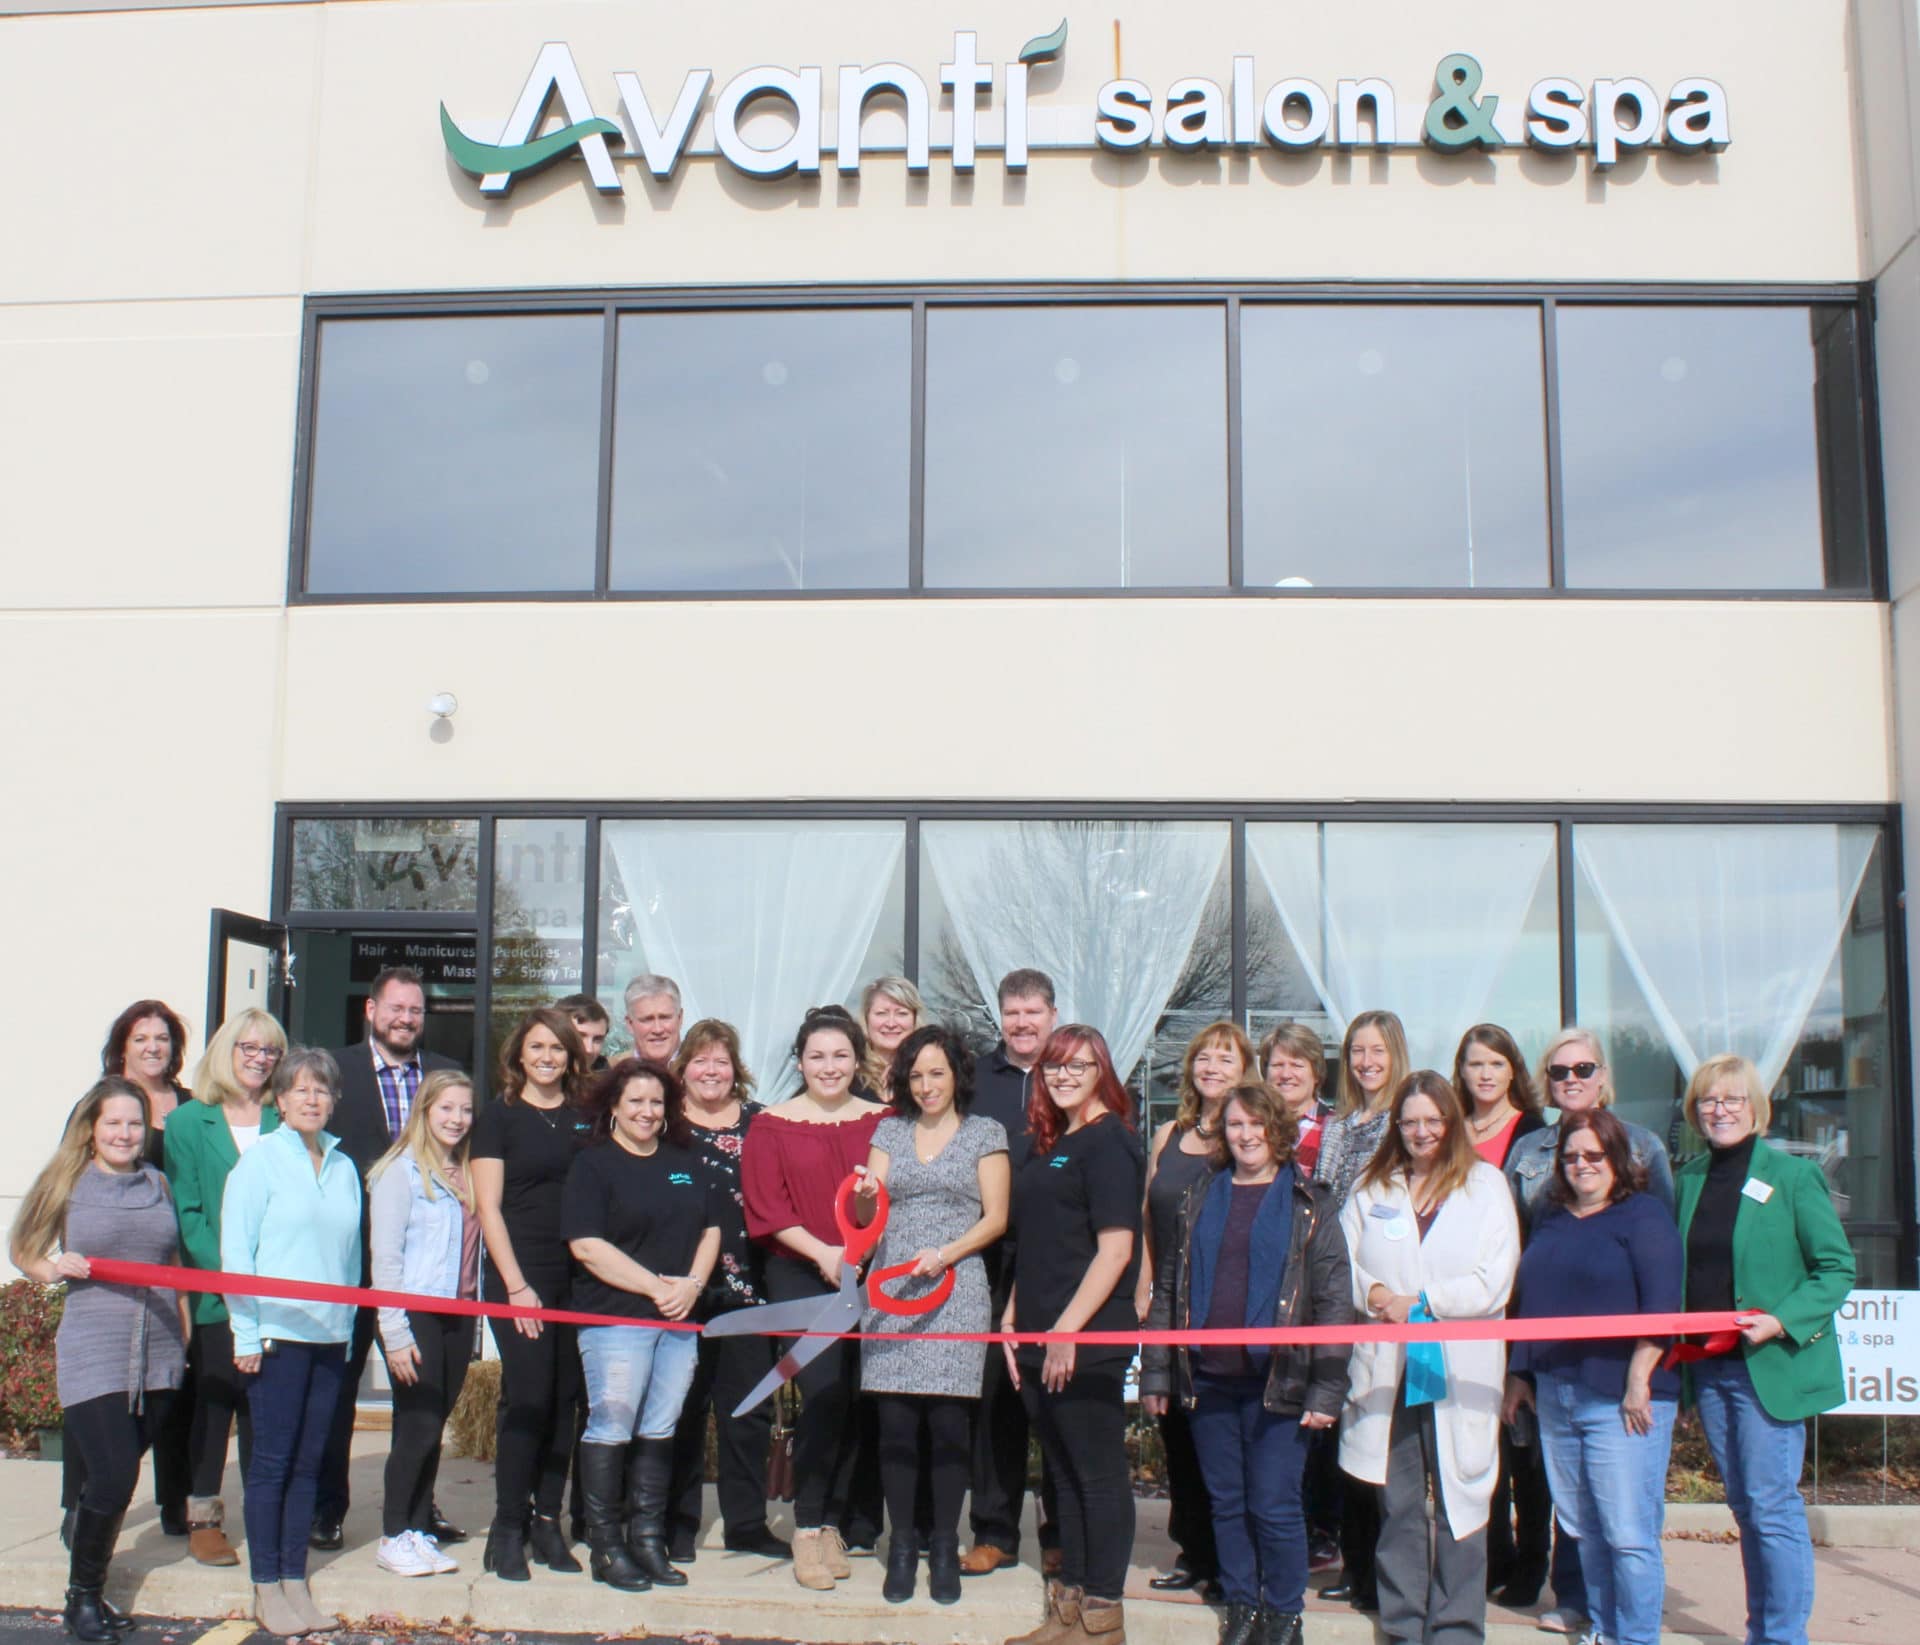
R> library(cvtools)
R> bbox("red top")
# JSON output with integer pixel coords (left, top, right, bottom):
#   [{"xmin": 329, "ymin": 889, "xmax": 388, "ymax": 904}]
[
  {"xmin": 1294, "ymin": 1108, "xmax": 1328, "ymax": 1174},
  {"xmin": 741, "ymin": 1107, "xmax": 885, "ymax": 1247},
  {"xmin": 1473, "ymin": 1111, "xmax": 1524, "ymax": 1167}
]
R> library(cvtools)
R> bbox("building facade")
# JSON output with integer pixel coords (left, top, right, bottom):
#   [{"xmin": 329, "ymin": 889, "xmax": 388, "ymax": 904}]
[{"xmin": 4, "ymin": 0, "xmax": 1917, "ymax": 1282}]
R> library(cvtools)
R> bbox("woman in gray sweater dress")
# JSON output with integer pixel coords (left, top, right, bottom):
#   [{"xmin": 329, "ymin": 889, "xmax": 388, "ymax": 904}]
[{"xmin": 11, "ymin": 1077, "xmax": 187, "ymax": 1644}]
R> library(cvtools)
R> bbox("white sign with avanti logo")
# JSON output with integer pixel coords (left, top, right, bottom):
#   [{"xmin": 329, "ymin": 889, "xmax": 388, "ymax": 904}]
[
  {"xmin": 1833, "ymin": 1289, "xmax": 1920, "ymax": 1415},
  {"xmin": 440, "ymin": 21, "xmax": 1730, "ymax": 197}
]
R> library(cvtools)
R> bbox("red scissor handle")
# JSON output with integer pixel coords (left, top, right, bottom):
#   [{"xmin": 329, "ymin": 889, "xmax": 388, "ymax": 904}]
[
  {"xmin": 869, "ymin": 1260, "xmax": 958, "ymax": 1317},
  {"xmin": 834, "ymin": 1173, "xmax": 888, "ymax": 1268}
]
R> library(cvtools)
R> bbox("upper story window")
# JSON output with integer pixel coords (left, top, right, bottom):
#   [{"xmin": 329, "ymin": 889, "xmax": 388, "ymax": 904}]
[{"xmin": 293, "ymin": 288, "xmax": 1878, "ymax": 600}]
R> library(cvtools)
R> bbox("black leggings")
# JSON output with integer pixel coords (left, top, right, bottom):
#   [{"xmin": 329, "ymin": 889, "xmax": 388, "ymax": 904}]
[
  {"xmin": 62, "ymin": 1364, "xmax": 192, "ymax": 1516},
  {"xmin": 188, "ymin": 1319, "xmax": 253, "ymax": 1500},
  {"xmin": 669, "ymin": 1327, "xmax": 777, "ymax": 1541},
  {"xmin": 1021, "ymin": 1362, "xmax": 1133, "ymax": 1602},
  {"xmin": 66, "ymin": 1392, "xmax": 173, "ymax": 1519},
  {"xmin": 874, "ymin": 1394, "xmax": 969, "ymax": 1546},
  {"xmin": 488, "ymin": 1280, "xmax": 581, "ymax": 1521},
  {"xmin": 383, "ymin": 1312, "xmax": 475, "ymax": 1538},
  {"xmin": 765, "ymin": 1255, "xmax": 861, "ymax": 1531}
]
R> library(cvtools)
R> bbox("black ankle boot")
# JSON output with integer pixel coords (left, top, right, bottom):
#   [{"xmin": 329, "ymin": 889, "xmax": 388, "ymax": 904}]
[
  {"xmin": 581, "ymin": 1442, "xmax": 649, "ymax": 1592},
  {"xmin": 1258, "ymin": 1608, "xmax": 1302, "ymax": 1645},
  {"xmin": 482, "ymin": 1515, "xmax": 531, "ymax": 1582},
  {"xmin": 882, "ymin": 1537, "xmax": 917, "ymax": 1603},
  {"xmin": 623, "ymin": 1438, "xmax": 685, "ymax": 1586},
  {"xmin": 926, "ymin": 1532, "xmax": 960, "ymax": 1604},
  {"xmin": 1218, "ymin": 1602, "xmax": 1259, "ymax": 1645},
  {"xmin": 528, "ymin": 1513, "xmax": 582, "ymax": 1573}
]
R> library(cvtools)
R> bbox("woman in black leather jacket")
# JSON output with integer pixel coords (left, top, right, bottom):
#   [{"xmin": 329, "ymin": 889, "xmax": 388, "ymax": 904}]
[{"xmin": 1140, "ymin": 1079, "xmax": 1353, "ymax": 1645}]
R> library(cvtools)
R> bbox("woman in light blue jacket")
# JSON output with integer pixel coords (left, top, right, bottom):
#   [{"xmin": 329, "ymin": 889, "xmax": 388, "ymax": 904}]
[
  {"xmin": 220, "ymin": 1047, "xmax": 362, "ymax": 1639},
  {"xmin": 368, "ymin": 1070, "xmax": 481, "ymax": 1581}
]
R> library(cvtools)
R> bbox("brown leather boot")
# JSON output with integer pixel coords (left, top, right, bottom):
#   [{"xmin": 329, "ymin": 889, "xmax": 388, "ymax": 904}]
[
  {"xmin": 1005, "ymin": 1579, "xmax": 1082, "ymax": 1645},
  {"xmin": 1075, "ymin": 1595, "xmax": 1126, "ymax": 1645},
  {"xmin": 187, "ymin": 1497, "xmax": 238, "ymax": 1567}
]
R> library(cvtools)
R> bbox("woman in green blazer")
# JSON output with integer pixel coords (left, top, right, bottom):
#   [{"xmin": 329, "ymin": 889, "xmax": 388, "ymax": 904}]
[
  {"xmin": 164, "ymin": 1009, "xmax": 284, "ymax": 1566},
  {"xmin": 1675, "ymin": 1053, "xmax": 1854, "ymax": 1645}
]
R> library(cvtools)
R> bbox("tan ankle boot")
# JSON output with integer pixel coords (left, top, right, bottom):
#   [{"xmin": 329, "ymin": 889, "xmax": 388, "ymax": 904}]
[
  {"xmin": 819, "ymin": 1526, "xmax": 852, "ymax": 1580},
  {"xmin": 188, "ymin": 1497, "xmax": 238, "ymax": 1567},
  {"xmin": 254, "ymin": 1582, "xmax": 306, "ymax": 1637},
  {"xmin": 1006, "ymin": 1579, "xmax": 1082, "ymax": 1645},
  {"xmin": 281, "ymin": 1578, "xmax": 339, "ymax": 1632},
  {"xmin": 1076, "ymin": 1595, "xmax": 1126, "ymax": 1645},
  {"xmin": 791, "ymin": 1528, "xmax": 835, "ymax": 1591}
]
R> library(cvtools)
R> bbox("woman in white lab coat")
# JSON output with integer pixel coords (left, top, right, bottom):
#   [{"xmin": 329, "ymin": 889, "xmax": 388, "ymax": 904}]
[{"xmin": 1339, "ymin": 1070, "xmax": 1519, "ymax": 1645}]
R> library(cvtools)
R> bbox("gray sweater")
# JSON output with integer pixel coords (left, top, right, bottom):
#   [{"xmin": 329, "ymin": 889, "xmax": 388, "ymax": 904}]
[{"xmin": 56, "ymin": 1164, "xmax": 187, "ymax": 1410}]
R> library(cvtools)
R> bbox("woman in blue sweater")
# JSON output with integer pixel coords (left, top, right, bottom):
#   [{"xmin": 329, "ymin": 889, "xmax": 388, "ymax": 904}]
[{"xmin": 1501, "ymin": 1108, "xmax": 1682, "ymax": 1645}]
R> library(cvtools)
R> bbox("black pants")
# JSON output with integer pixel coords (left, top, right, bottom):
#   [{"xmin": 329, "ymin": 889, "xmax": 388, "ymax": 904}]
[
  {"xmin": 1487, "ymin": 1426, "xmax": 1554, "ymax": 1591},
  {"xmin": 382, "ymin": 1312, "xmax": 475, "ymax": 1539},
  {"xmin": 841, "ymin": 1395, "xmax": 887, "ymax": 1545},
  {"xmin": 875, "ymin": 1394, "xmax": 969, "ymax": 1546},
  {"xmin": 187, "ymin": 1319, "xmax": 253, "ymax": 1500},
  {"xmin": 1020, "ymin": 1362, "xmax": 1132, "ymax": 1602},
  {"xmin": 1303, "ymin": 1424, "xmax": 1341, "ymax": 1539},
  {"xmin": 1339, "ymin": 1470, "xmax": 1382, "ymax": 1602},
  {"xmin": 668, "ymin": 1327, "xmax": 778, "ymax": 1542},
  {"xmin": 62, "ymin": 1363, "xmax": 192, "ymax": 1517},
  {"xmin": 315, "ymin": 1305, "xmax": 377, "ymax": 1525},
  {"xmin": 765, "ymin": 1255, "xmax": 861, "ymax": 1531},
  {"xmin": 488, "ymin": 1281, "xmax": 582, "ymax": 1522},
  {"xmin": 1159, "ymin": 1400, "xmax": 1218, "ymax": 1577},
  {"xmin": 66, "ymin": 1392, "xmax": 173, "ymax": 1519},
  {"xmin": 972, "ymin": 1327, "xmax": 1061, "ymax": 1555}
]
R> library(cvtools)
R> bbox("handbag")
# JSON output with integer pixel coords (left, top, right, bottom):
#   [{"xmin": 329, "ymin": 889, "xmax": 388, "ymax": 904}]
[{"xmin": 766, "ymin": 1381, "xmax": 797, "ymax": 1503}]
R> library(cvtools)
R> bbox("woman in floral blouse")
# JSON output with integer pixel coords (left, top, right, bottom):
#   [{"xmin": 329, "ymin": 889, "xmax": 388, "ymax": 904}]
[{"xmin": 665, "ymin": 1020, "xmax": 786, "ymax": 1559}]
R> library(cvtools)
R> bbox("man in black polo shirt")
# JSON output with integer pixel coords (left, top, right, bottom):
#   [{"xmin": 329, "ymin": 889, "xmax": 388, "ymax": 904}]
[{"xmin": 961, "ymin": 967, "xmax": 1059, "ymax": 1575}]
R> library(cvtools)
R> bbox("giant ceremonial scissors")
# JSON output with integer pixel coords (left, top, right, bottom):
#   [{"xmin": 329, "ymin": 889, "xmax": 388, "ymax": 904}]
[{"xmin": 706, "ymin": 1171, "xmax": 956, "ymax": 1415}]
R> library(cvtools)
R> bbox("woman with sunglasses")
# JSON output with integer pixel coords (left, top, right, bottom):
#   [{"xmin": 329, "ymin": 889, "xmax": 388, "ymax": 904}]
[
  {"xmin": 1502, "ymin": 1109, "xmax": 1682, "ymax": 1645},
  {"xmin": 1000, "ymin": 1026, "xmax": 1142, "ymax": 1645},
  {"xmin": 1675, "ymin": 1054, "xmax": 1853, "ymax": 1645},
  {"xmin": 163, "ymin": 1009, "xmax": 286, "ymax": 1568}
]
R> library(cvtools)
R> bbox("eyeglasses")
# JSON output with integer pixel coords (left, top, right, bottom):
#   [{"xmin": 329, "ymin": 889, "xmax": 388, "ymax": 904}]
[
  {"xmin": 1547, "ymin": 1061, "xmax": 1600, "ymax": 1084},
  {"xmin": 1042, "ymin": 1060, "xmax": 1098, "ymax": 1080},
  {"xmin": 1563, "ymin": 1149, "xmax": 1609, "ymax": 1167},
  {"xmin": 236, "ymin": 1043, "xmax": 283, "ymax": 1065},
  {"xmin": 1698, "ymin": 1094, "xmax": 1750, "ymax": 1114},
  {"xmin": 1398, "ymin": 1117, "xmax": 1447, "ymax": 1133}
]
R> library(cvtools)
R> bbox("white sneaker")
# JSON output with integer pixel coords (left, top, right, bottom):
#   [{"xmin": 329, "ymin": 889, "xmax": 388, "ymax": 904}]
[
  {"xmin": 1537, "ymin": 1610, "xmax": 1590, "ymax": 1636},
  {"xmin": 409, "ymin": 1529, "xmax": 460, "ymax": 1574},
  {"xmin": 377, "ymin": 1533, "xmax": 437, "ymax": 1577}
]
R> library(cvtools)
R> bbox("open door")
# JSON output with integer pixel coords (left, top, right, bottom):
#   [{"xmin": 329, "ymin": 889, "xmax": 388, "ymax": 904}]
[{"xmin": 207, "ymin": 908, "xmax": 289, "ymax": 1035}]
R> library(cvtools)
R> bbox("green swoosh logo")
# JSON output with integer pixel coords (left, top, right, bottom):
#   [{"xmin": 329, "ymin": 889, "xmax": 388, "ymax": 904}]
[
  {"xmin": 440, "ymin": 103, "xmax": 622, "ymax": 178},
  {"xmin": 1018, "ymin": 18, "xmax": 1068, "ymax": 63}
]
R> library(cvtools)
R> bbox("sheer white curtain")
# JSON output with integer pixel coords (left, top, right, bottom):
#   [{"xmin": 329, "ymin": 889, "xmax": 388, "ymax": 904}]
[
  {"xmin": 603, "ymin": 820, "xmax": 904, "ymax": 1090},
  {"xmin": 1573, "ymin": 824, "xmax": 1877, "ymax": 1088},
  {"xmin": 922, "ymin": 820, "xmax": 1227, "ymax": 1082},
  {"xmin": 1246, "ymin": 822, "xmax": 1556, "ymax": 1069}
]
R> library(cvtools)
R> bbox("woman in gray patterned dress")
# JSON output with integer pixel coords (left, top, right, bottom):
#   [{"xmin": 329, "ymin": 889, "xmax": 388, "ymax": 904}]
[{"xmin": 852, "ymin": 1024, "xmax": 1010, "ymax": 1606}]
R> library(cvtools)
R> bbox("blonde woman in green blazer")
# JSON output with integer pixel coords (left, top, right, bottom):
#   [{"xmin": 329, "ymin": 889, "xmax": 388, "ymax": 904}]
[
  {"xmin": 163, "ymin": 1010, "xmax": 284, "ymax": 1566},
  {"xmin": 1675, "ymin": 1053, "xmax": 1853, "ymax": 1645}
]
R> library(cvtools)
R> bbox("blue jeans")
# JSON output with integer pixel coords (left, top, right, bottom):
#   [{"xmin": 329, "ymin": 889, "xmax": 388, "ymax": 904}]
[
  {"xmin": 578, "ymin": 1325, "xmax": 700, "ymax": 1443},
  {"xmin": 1693, "ymin": 1356, "xmax": 1815, "ymax": 1645},
  {"xmin": 243, "ymin": 1339, "xmax": 347, "ymax": 1583},
  {"xmin": 1533, "ymin": 1373, "xmax": 1676, "ymax": 1645},
  {"xmin": 1189, "ymin": 1375, "xmax": 1314, "ymax": 1611}
]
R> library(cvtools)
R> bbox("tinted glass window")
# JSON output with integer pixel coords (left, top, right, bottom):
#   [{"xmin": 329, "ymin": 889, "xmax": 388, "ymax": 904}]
[
  {"xmin": 305, "ymin": 316, "xmax": 602, "ymax": 593},
  {"xmin": 1241, "ymin": 305, "xmax": 1549, "ymax": 589},
  {"xmin": 610, "ymin": 309, "xmax": 911, "ymax": 590},
  {"xmin": 923, "ymin": 305, "xmax": 1228, "ymax": 587},
  {"xmin": 1558, "ymin": 306, "xmax": 1850, "ymax": 589}
]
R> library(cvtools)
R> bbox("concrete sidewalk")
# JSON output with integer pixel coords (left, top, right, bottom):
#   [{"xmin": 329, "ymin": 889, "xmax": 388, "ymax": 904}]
[{"xmin": 1, "ymin": 1435, "xmax": 1914, "ymax": 1645}]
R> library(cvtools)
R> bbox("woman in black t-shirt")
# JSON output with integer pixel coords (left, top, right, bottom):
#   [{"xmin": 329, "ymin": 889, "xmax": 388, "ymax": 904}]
[
  {"xmin": 471, "ymin": 1008, "xmax": 595, "ymax": 1582},
  {"xmin": 562, "ymin": 1057, "xmax": 720, "ymax": 1593},
  {"xmin": 1003, "ymin": 1024, "xmax": 1143, "ymax": 1645}
]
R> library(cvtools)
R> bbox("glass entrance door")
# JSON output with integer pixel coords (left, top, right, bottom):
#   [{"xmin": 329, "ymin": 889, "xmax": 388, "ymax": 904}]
[
  {"xmin": 286, "ymin": 928, "xmax": 478, "ymax": 1072},
  {"xmin": 206, "ymin": 909, "xmax": 288, "ymax": 1035}
]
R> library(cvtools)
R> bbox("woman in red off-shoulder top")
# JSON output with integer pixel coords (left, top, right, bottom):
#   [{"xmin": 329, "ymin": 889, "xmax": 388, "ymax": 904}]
[{"xmin": 740, "ymin": 1007, "xmax": 886, "ymax": 1591}]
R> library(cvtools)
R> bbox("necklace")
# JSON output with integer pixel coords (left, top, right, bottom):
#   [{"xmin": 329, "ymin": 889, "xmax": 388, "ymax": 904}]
[
  {"xmin": 525, "ymin": 1096, "xmax": 566, "ymax": 1130},
  {"xmin": 1468, "ymin": 1101, "xmax": 1515, "ymax": 1137}
]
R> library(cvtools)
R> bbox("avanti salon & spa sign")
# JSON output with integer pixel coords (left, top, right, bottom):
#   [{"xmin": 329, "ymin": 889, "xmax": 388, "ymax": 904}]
[{"xmin": 440, "ymin": 21, "xmax": 1729, "ymax": 197}]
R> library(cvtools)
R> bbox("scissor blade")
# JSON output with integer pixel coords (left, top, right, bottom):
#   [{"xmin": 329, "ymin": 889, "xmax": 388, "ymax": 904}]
[
  {"xmin": 726, "ymin": 1287, "xmax": 864, "ymax": 1417},
  {"xmin": 730, "ymin": 1329, "xmax": 838, "ymax": 1417},
  {"xmin": 705, "ymin": 1297, "xmax": 829, "ymax": 1337}
]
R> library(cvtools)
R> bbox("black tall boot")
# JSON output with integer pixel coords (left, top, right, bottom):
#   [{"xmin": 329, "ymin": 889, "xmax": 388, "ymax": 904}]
[
  {"xmin": 624, "ymin": 1438, "xmax": 686, "ymax": 1586},
  {"xmin": 64, "ymin": 1506, "xmax": 124, "ymax": 1643},
  {"xmin": 580, "ymin": 1442, "xmax": 649, "ymax": 1592}
]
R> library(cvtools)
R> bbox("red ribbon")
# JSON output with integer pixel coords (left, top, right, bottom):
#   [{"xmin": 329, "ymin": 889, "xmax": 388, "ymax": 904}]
[{"xmin": 87, "ymin": 1258, "xmax": 1748, "ymax": 1347}]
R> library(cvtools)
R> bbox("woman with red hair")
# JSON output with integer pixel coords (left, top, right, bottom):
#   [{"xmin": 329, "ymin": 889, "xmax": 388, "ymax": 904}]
[{"xmin": 1000, "ymin": 1026, "xmax": 1142, "ymax": 1645}]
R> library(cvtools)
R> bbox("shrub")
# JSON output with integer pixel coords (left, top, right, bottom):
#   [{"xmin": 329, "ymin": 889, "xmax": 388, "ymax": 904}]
[{"xmin": 0, "ymin": 1281, "xmax": 65, "ymax": 1449}]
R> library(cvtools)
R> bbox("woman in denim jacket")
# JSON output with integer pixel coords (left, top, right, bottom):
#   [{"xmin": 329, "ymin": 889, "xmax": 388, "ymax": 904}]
[{"xmin": 368, "ymin": 1071, "xmax": 481, "ymax": 1580}]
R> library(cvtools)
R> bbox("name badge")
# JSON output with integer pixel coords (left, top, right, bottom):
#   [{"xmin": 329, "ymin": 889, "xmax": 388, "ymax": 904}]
[
  {"xmin": 1370, "ymin": 1204, "xmax": 1409, "ymax": 1240},
  {"xmin": 1741, "ymin": 1178, "xmax": 1774, "ymax": 1204}
]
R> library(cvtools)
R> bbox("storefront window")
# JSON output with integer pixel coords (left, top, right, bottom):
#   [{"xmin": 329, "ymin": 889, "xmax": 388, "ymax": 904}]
[
  {"xmin": 1557, "ymin": 305, "xmax": 1868, "ymax": 590},
  {"xmin": 593, "ymin": 819, "xmax": 906, "ymax": 1088},
  {"xmin": 288, "ymin": 817, "xmax": 481, "ymax": 913},
  {"xmin": 1571, "ymin": 822, "xmax": 1896, "ymax": 1281},
  {"xmin": 1241, "ymin": 305, "xmax": 1550, "ymax": 589},
  {"xmin": 488, "ymin": 819, "xmax": 587, "ymax": 1083},
  {"xmin": 610, "ymin": 308, "xmax": 911, "ymax": 590},
  {"xmin": 922, "ymin": 305, "xmax": 1229, "ymax": 587},
  {"xmin": 305, "ymin": 315, "xmax": 603, "ymax": 594}
]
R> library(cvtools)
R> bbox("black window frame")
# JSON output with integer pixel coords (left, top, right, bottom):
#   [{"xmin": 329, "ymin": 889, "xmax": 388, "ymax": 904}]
[{"xmin": 288, "ymin": 281, "xmax": 1887, "ymax": 606}]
